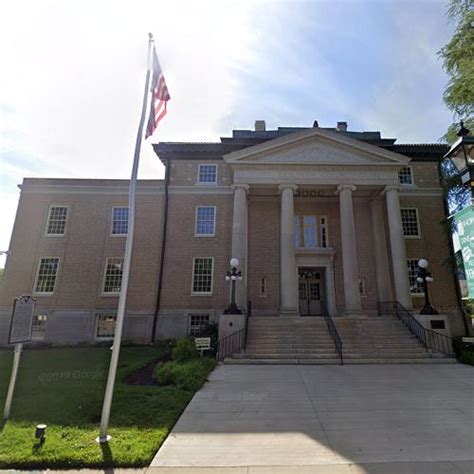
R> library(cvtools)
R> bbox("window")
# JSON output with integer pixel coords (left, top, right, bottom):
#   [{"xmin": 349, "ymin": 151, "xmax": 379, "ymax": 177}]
[
  {"xmin": 401, "ymin": 208, "xmax": 420, "ymax": 237},
  {"xmin": 103, "ymin": 258, "xmax": 123, "ymax": 294},
  {"xmin": 407, "ymin": 259, "xmax": 424, "ymax": 295},
  {"xmin": 259, "ymin": 277, "xmax": 267, "ymax": 296},
  {"xmin": 195, "ymin": 206, "xmax": 216, "ymax": 236},
  {"xmin": 294, "ymin": 216, "xmax": 328, "ymax": 248},
  {"xmin": 96, "ymin": 314, "xmax": 116, "ymax": 339},
  {"xmin": 398, "ymin": 166, "xmax": 413, "ymax": 185},
  {"xmin": 188, "ymin": 314, "xmax": 210, "ymax": 336},
  {"xmin": 320, "ymin": 217, "xmax": 328, "ymax": 248},
  {"xmin": 34, "ymin": 258, "xmax": 59, "ymax": 293},
  {"xmin": 111, "ymin": 207, "xmax": 129, "ymax": 235},
  {"xmin": 192, "ymin": 258, "xmax": 213, "ymax": 294},
  {"xmin": 32, "ymin": 315, "xmax": 47, "ymax": 340},
  {"xmin": 198, "ymin": 164, "xmax": 217, "ymax": 184},
  {"xmin": 46, "ymin": 206, "xmax": 68, "ymax": 235}
]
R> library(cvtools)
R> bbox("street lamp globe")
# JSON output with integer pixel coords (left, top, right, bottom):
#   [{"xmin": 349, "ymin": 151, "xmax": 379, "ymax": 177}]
[
  {"xmin": 418, "ymin": 258, "xmax": 428, "ymax": 269},
  {"xmin": 230, "ymin": 257, "xmax": 239, "ymax": 268}
]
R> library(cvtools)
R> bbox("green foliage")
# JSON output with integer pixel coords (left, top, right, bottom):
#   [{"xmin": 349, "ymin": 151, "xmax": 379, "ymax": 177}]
[
  {"xmin": 171, "ymin": 337, "xmax": 199, "ymax": 362},
  {"xmin": 195, "ymin": 322, "xmax": 219, "ymax": 356},
  {"xmin": 154, "ymin": 358, "xmax": 217, "ymax": 391},
  {"xmin": 453, "ymin": 337, "xmax": 474, "ymax": 366},
  {"xmin": 0, "ymin": 346, "xmax": 194, "ymax": 469},
  {"xmin": 438, "ymin": 0, "xmax": 474, "ymax": 140}
]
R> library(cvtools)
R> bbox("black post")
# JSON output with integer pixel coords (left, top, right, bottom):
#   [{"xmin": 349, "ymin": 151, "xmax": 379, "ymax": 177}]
[
  {"xmin": 418, "ymin": 266, "xmax": 439, "ymax": 315},
  {"xmin": 223, "ymin": 265, "xmax": 242, "ymax": 314}
]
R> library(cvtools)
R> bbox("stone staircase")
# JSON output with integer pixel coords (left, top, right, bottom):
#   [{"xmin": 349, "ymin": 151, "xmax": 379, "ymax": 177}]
[
  {"xmin": 226, "ymin": 317, "xmax": 341, "ymax": 364},
  {"xmin": 224, "ymin": 315, "xmax": 457, "ymax": 365},
  {"xmin": 334, "ymin": 317, "xmax": 455, "ymax": 364}
]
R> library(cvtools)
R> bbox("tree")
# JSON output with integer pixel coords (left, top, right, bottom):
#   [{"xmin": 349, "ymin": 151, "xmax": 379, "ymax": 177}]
[{"xmin": 438, "ymin": 0, "xmax": 474, "ymax": 143}]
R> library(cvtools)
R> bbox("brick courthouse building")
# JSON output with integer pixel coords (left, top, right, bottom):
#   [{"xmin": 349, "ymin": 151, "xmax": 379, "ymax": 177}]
[{"xmin": 0, "ymin": 122, "xmax": 465, "ymax": 349}]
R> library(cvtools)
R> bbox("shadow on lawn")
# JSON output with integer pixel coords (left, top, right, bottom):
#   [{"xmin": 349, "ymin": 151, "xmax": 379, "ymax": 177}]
[{"xmin": 100, "ymin": 441, "xmax": 113, "ymax": 466}]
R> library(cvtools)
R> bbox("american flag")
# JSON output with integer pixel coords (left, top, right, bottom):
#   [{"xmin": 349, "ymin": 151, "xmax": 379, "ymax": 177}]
[{"xmin": 145, "ymin": 48, "xmax": 170, "ymax": 138}]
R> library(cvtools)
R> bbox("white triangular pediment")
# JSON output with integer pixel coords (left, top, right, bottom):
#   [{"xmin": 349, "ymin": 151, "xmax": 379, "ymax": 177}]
[{"xmin": 224, "ymin": 128, "xmax": 410, "ymax": 167}]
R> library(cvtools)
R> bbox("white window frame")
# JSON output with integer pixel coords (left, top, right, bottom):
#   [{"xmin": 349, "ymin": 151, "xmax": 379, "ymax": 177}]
[
  {"xmin": 195, "ymin": 206, "xmax": 216, "ymax": 237},
  {"xmin": 187, "ymin": 313, "xmax": 211, "ymax": 336},
  {"xmin": 401, "ymin": 208, "xmax": 421, "ymax": 238},
  {"xmin": 398, "ymin": 166, "xmax": 414, "ymax": 185},
  {"xmin": 407, "ymin": 258, "xmax": 424, "ymax": 296},
  {"xmin": 110, "ymin": 206, "xmax": 129, "ymax": 236},
  {"xmin": 33, "ymin": 257, "xmax": 60, "ymax": 295},
  {"xmin": 45, "ymin": 205, "xmax": 69, "ymax": 236},
  {"xmin": 101, "ymin": 257, "xmax": 124, "ymax": 296},
  {"xmin": 197, "ymin": 164, "xmax": 218, "ymax": 185},
  {"xmin": 95, "ymin": 314, "xmax": 117, "ymax": 339},
  {"xmin": 319, "ymin": 215, "xmax": 329, "ymax": 248},
  {"xmin": 191, "ymin": 257, "xmax": 214, "ymax": 296}
]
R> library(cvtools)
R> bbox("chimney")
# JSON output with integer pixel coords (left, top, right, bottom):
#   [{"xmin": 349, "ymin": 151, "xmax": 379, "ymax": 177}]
[
  {"xmin": 336, "ymin": 121, "xmax": 348, "ymax": 132},
  {"xmin": 313, "ymin": 120, "xmax": 319, "ymax": 128},
  {"xmin": 255, "ymin": 120, "xmax": 266, "ymax": 132}
]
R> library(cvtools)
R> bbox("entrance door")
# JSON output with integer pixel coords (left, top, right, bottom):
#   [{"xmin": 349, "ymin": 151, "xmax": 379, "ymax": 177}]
[{"xmin": 298, "ymin": 269, "xmax": 323, "ymax": 316}]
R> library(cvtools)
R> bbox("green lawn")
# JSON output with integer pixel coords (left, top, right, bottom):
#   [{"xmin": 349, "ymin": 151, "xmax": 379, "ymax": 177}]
[{"xmin": 0, "ymin": 345, "xmax": 198, "ymax": 469}]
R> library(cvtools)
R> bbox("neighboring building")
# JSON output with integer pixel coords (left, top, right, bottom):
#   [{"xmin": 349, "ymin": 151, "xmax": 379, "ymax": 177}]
[{"xmin": 0, "ymin": 121, "xmax": 465, "ymax": 346}]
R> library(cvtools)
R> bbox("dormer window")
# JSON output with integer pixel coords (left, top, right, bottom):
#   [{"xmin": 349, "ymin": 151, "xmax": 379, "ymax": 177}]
[
  {"xmin": 398, "ymin": 166, "xmax": 413, "ymax": 185},
  {"xmin": 198, "ymin": 164, "xmax": 217, "ymax": 184}
]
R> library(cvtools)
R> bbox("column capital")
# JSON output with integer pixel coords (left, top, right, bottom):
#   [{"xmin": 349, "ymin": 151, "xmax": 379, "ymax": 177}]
[
  {"xmin": 383, "ymin": 185, "xmax": 401, "ymax": 194},
  {"xmin": 336, "ymin": 184, "xmax": 356, "ymax": 194},
  {"xmin": 278, "ymin": 183, "xmax": 298, "ymax": 194},
  {"xmin": 231, "ymin": 183, "xmax": 249, "ymax": 192}
]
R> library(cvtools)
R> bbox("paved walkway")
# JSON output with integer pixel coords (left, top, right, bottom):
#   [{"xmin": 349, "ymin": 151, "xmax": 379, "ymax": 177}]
[{"xmin": 150, "ymin": 363, "xmax": 474, "ymax": 472}]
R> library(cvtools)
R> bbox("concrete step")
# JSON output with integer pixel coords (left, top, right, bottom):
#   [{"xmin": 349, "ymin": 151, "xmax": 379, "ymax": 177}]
[{"xmin": 224, "ymin": 357, "xmax": 457, "ymax": 365}]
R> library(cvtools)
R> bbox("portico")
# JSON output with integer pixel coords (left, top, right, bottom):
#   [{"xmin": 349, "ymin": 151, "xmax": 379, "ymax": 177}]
[{"xmin": 224, "ymin": 127, "xmax": 413, "ymax": 317}]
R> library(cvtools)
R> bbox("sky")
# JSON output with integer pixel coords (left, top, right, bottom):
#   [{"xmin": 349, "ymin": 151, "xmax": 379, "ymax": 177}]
[{"xmin": 0, "ymin": 0, "xmax": 456, "ymax": 266}]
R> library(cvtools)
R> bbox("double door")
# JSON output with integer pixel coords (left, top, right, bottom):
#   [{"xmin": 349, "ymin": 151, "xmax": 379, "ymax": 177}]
[{"xmin": 299, "ymin": 276, "xmax": 322, "ymax": 316}]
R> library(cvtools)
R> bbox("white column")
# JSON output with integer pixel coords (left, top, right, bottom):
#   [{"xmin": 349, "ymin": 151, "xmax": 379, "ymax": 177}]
[
  {"xmin": 337, "ymin": 184, "xmax": 363, "ymax": 314},
  {"xmin": 370, "ymin": 196, "xmax": 393, "ymax": 302},
  {"xmin": 278, "ymin": 184, "xmax": 299, "ymax": 316},
  {"xmin": 231, "ymin": 184, "xmax": 249, "ymax": 310},
  {"xmin": 384, "ymin": 185, "xmax": 412, "ymax": 309}
]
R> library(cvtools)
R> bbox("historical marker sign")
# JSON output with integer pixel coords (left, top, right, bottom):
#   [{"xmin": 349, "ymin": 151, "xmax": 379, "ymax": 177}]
[
  {"xmin": 8, "ymin": 295, "xmax": 35, "ymax": 344},
  {"xmin": 456, "ymin": 205, "xmax": 474, "ymax": 299}
]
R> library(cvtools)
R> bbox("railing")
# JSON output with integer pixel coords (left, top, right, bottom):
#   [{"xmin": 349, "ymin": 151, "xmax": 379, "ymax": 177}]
[
  {"xmin": 217, "ymin": 328, "xmax": 246, "ymax": 361},
  {"xmin": 321, "ymin": 301, "xmax": 343, "ymax": 365},
  {"xmin": 378, "ymin": 301, "xmax": 455, "ymax": 357},
  {"xmin": 217, "ymin": 300, "xmax": 252, "ymax": 361}
]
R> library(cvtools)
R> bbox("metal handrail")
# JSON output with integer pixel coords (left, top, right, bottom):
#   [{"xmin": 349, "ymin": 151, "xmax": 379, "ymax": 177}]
[
  {"xmin": 321, "ymin": 301, "xmax": 343, "ymax": 365},
  {"xmin": 217, "ymin": 328, "xmax": 246, "ymax": 361},
  {"xmin": 378, "ymin": 301, "xmax": 455, "ymax": 357}
]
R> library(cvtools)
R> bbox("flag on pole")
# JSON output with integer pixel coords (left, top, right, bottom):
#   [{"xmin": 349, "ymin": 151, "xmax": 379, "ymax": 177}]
[{"xmin": 145, "ymin": 48, "xmax": 170, "ymax": 138}]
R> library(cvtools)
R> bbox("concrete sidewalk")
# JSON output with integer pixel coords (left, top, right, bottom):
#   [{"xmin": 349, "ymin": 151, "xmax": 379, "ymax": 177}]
[{"xmin": 151, "ymin": 364, "xmax": 474, "ymax": 472}]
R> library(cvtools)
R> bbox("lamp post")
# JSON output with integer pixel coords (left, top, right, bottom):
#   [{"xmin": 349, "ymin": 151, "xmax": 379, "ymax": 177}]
[
  {"xmin": 444, "ymin": 121, "xmax": 474, "ymax": 202},
  {"xmin": 223, "ymin": 258, "xmax": 242, "ymax": 314},
  {"xmin": 416, "ymin": 258, "xmax": 438, "ymax": 315}
]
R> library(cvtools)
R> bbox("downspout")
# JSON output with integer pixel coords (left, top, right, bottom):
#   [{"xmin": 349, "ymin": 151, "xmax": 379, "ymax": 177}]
[
  {"xmin": 438, "ymin": 159, "xmax": 470, "ymax": 336},
  {"xmin": 151, "ymin": 158, "xmax": 170, "ymax": 343}
]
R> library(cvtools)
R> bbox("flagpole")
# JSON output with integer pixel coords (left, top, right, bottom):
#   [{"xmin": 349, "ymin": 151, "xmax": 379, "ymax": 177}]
[{"xmin": 97, "ymin": 33, "xmax": 154, "ymax": 443}]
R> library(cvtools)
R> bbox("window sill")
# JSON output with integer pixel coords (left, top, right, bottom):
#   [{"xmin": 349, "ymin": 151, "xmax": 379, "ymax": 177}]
[
  {"xmin": 43, "ymin": 234, "xmax": 65, "ymax": 238},
  {"xmin": 195, "ymin": 234, "xmax": 216, "ymax": 238},
  {"xmin": 404, "ymin": 235, "xmax": 422, "ymax": 239},
  {"xmin": 100, "ymin": 293, "xmax": 120, "ymax": 297},
  {"xmin": 190, "ymin": 292, "xmax": 213, "ymax": 297}
]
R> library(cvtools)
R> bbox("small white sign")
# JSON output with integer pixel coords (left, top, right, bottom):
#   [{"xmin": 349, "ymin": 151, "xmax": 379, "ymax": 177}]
[
  {"xmin": 9, "ymin": 296, "xmax": 35, "ymax": 344},
  {"xmin": 195, "ymin": 337, "xmax": 211, "ymax": 350}
]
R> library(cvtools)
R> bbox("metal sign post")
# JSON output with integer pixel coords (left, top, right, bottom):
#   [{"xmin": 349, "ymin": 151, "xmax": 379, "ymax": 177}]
[{"xmin": 3, "ymin": 295, "xmax": 35, "ymax": 420}]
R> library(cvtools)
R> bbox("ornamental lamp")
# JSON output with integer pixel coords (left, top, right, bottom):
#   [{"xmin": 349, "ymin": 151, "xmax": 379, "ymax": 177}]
[{"xmin": 444, "ymin": 122, "xmax": 474, "ymax": 188}]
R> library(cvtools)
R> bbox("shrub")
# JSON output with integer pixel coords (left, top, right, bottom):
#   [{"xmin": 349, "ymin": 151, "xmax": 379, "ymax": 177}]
[
  {"xmin": 172, "ymin": 337, "xmax": 199, "ymax": 362},
  {"xmin": 154, "ymin": 358, "xmax": 217, "ymax": 391}
]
